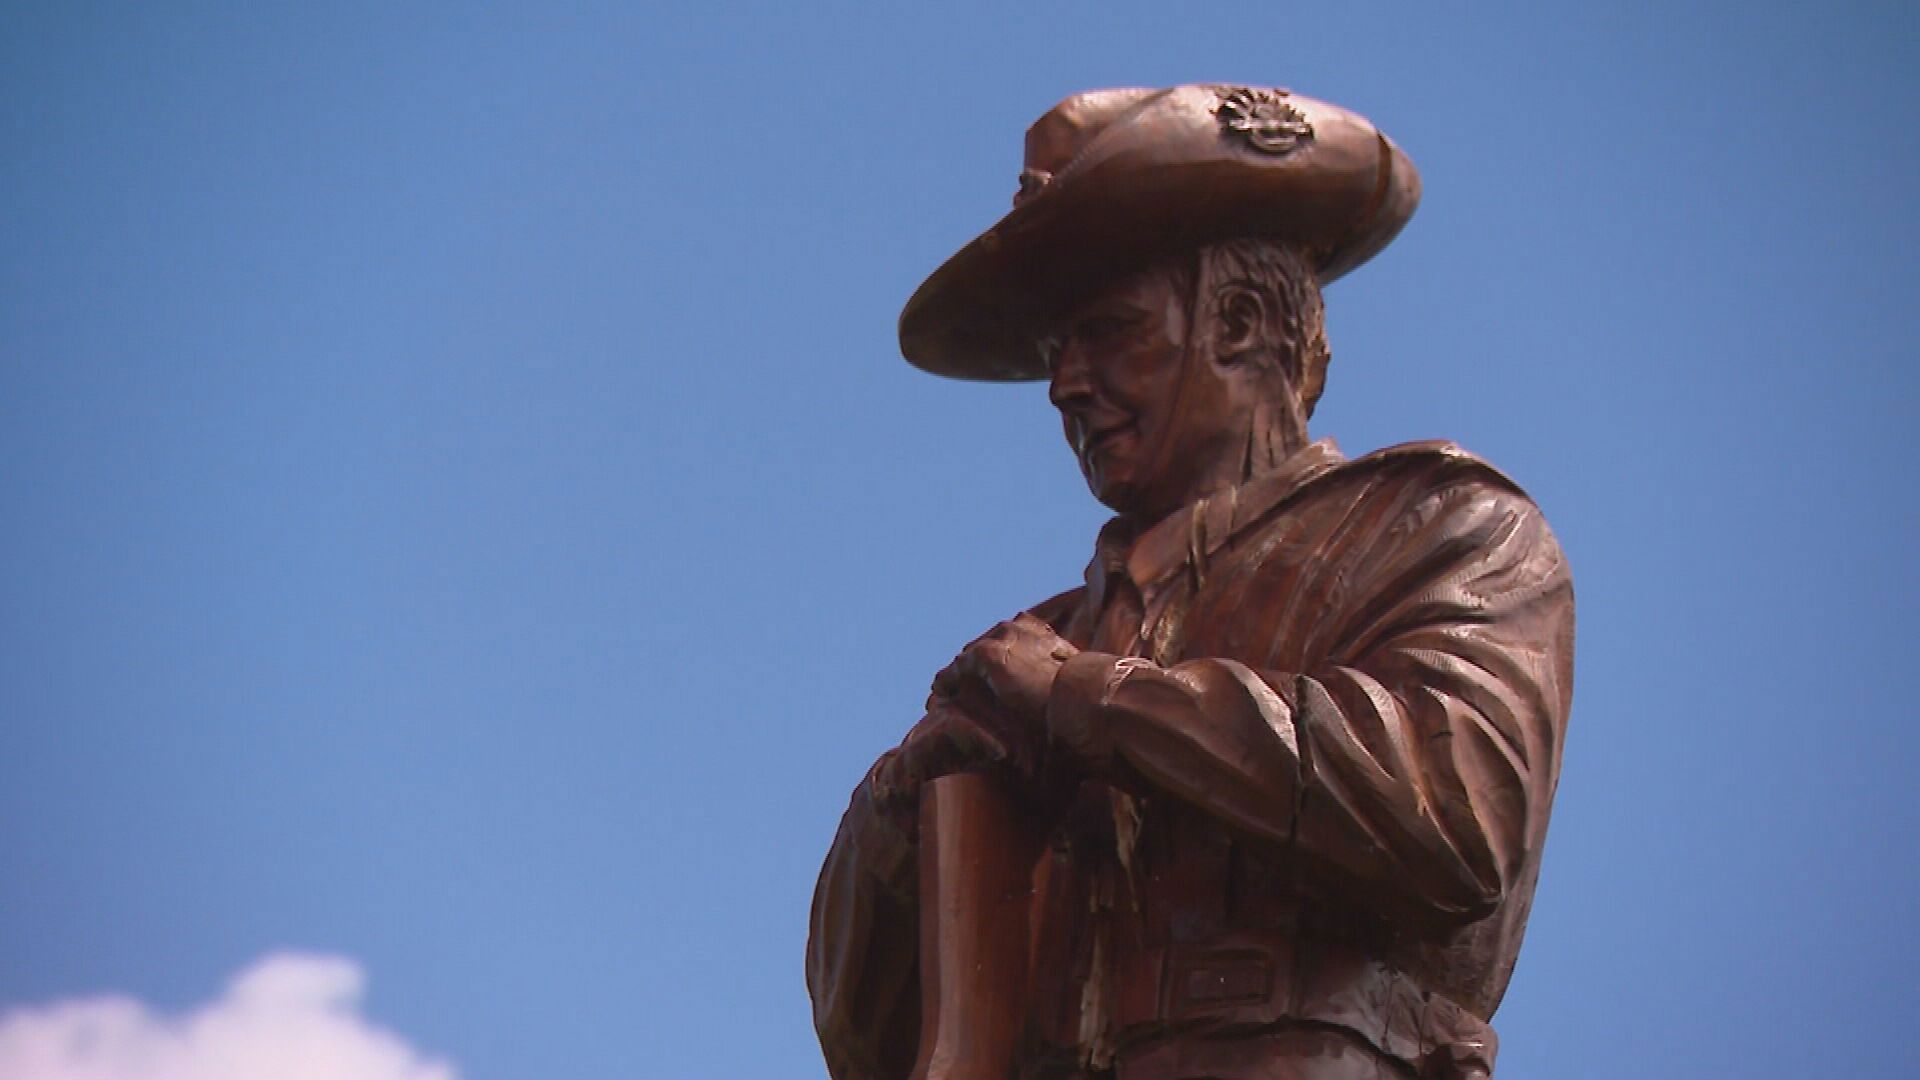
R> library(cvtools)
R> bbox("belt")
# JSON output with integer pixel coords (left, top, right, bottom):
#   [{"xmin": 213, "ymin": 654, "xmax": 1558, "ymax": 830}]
[{"xmin": 1111, "ymin": 936, "xmax": 1496, "ymax": 1078}]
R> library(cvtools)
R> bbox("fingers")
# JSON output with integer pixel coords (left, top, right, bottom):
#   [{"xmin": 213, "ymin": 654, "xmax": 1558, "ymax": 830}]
[
  {"xmin": 930, "ymin": 662, "xmax": 960, "ymax": 702},
  {"xmin": 959, "ymin": 616, "xmax": 1042, "ymax": 672},
  {"xmin": 930, "ymin": 618, "xmax": 1024, "ymax": 701},
  {"xmin": 957, "ymin": 637, "xmax": 1005, "ymax": 682},
  {"xmin": 928, "ymin": 701, "xmax": 1009, "ymax": 761},
  {"xmin": 899, "ymin": 702, "xmax": 1010, "ymax": 786},
  {"xmin": 927, "ymin": 613, "xmax": 1074, "ymax": 725}
]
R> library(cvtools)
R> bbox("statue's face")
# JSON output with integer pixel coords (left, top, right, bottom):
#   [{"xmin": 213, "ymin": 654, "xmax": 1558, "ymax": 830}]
[{"xmin": 1045, "ymin": 264, "xmax": 1243, "ymax": 519}]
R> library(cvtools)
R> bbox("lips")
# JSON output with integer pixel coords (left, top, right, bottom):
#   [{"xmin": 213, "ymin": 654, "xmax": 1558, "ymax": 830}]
[
  {"xmin": 1085, "ymin": 422, "xmax": 1134, "ymax": 455},
  {"xmin": 1073, "ymin": 417, "xmax": 1136, "ymax": 470}
]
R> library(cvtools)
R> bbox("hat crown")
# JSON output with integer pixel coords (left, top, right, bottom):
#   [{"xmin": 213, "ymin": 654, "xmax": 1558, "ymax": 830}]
[{"xmin": 1016, "ymin": 88, "xmax": 1157, "ymax": 206}]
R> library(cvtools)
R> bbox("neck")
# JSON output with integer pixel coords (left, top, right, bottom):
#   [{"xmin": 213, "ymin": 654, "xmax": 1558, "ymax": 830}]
[
  {"xmin": 1123, "ymin": 414, "xmax": 1310, "ymax": 528},
  {"xmin": 1241, "ymin": 411, "xmax": 1307, "ymax": 482}
]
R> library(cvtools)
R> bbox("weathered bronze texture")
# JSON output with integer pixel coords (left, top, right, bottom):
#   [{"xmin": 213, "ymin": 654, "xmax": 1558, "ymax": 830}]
[{"xmin": 809, "ymin": 84, "xmax": 1573, "ymax": 1080}]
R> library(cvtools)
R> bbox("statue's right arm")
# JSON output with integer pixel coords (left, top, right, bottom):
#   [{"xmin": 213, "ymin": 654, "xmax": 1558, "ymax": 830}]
[
  {"xmin": 1044, "ymin": 470, "xmax": 1572, "ymax": 929},
  {"xmin": 807, "ymin": 765, "xmax": 922, "ymax": 1080}
]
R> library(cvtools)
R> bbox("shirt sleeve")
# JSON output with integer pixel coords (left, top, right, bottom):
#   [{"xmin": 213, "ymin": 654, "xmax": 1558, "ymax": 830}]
[
  {"xmin": 806, "ymin": 772, "xmax": 921, "ymax": 1080},
  {"xmin": 1047, "ymin": 478, "xmax": 1573, "ymax": 926}
]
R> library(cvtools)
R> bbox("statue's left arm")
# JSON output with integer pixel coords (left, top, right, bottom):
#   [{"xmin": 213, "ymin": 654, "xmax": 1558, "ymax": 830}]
[
  {"xmin": 808, "ymin": 765, "xmax": 922, "ymax": 1080},
  {"xmin": 1048, "ymin": 466, "xmax": 1573, "ymax": 926}
]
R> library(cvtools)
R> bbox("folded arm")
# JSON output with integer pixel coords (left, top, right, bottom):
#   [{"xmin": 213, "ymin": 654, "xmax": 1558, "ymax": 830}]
[{"xmin": 1046, "ymin": 486, "xmax": 1572, "ymax": 924}]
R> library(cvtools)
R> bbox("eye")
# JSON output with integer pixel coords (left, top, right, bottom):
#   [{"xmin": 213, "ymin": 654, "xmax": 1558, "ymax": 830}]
[{"xmin": 1074, "ymin": 312, "xmax": 1137, "ymax": 346}]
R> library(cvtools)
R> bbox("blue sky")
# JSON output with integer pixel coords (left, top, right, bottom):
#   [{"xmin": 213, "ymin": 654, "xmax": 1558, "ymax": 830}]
[{"xmin": 2, "ymin": 3, "xmax": 1915, "ymax": 1077}]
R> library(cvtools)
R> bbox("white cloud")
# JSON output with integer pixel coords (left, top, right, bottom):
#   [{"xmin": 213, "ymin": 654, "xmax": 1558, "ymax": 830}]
[{"xmin": 0, "ymin": 953, "xmax": 456, "ymax": 1080}]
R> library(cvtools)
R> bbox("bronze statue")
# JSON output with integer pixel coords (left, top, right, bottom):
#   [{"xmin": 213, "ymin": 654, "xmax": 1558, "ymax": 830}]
[{"xmin": 808, "ymin": 85, "xmax": 1574, "ymax": 1080}]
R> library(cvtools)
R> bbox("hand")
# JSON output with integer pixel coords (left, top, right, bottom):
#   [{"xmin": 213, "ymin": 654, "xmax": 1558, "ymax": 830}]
[
  {"xmin": 935, "ymin": 612, "xmax": 1079, "ymax": 726},
  {"xmin": 868, "ymin": 700, "xmax": 1017, "ymax": 826}
]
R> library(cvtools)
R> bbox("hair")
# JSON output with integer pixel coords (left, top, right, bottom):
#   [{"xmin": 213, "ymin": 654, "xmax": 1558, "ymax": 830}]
[{"xmin": 1169, "ymin": 238, "xmax": 1331, "ymax": 417}]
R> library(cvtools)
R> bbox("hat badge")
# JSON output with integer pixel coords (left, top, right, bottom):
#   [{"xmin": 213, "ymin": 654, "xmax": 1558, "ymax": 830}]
[{"xmin": 1214, "ymin": 86, "xmax": 1313, "ymax": 155}]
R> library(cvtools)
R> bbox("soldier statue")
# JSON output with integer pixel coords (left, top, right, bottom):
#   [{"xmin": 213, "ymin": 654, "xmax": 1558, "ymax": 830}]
[{"xmin": 808, "ymin": 84, "xmax": 1575, "ymax": 1080}]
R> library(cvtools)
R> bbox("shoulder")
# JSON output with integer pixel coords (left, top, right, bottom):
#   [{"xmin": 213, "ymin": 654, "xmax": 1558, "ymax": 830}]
[
  {"xmin": 1283, "ymin": 439, "xmax": 1549, "ymax": 527},
  {"xmin": 1269, "ymin": 440, "xmax": 1565, "ymax": 572},
  {"xmin": 1341, "ymin": 439, "xmax": 1538, "ymax": 504}
]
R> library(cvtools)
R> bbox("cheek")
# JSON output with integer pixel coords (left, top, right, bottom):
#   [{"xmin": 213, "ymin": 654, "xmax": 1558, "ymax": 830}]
[
  {"xmin": 1110, "ymin": 345, "xmax": 1185, "ymax": 424},
  {"xmin": 1094, "ymin": 348, "xmax": 1148, "ymax": 406}
]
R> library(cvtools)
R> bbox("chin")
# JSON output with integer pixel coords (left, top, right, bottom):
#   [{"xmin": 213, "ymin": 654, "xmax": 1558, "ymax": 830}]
[{"xmin": 1087, "ymin": 476, "xmax": 1145, "ymax": 515}]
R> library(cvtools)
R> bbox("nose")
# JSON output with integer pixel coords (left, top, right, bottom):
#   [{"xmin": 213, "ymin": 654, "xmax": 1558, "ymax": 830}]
[{"xmin": 1048, "ymin": 338, "xmax": 1094, "ymax": 410}]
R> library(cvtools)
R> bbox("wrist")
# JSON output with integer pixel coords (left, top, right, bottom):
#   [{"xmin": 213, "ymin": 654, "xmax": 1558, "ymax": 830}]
[{"xmin": 1046, "ymin": 651, "xmax": 1139, "ymax": 769}]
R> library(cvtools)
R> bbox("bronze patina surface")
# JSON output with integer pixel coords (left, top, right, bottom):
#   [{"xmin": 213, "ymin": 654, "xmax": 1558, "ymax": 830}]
[{"xmin": 809, "ymin": 84, "xmax": 1573, "ymax": 1080}]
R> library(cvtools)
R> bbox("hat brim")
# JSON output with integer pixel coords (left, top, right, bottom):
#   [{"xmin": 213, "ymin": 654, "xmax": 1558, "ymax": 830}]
[{"xmin": 898, "ymin": 89, "xmax": 1420, "ymax": 382}]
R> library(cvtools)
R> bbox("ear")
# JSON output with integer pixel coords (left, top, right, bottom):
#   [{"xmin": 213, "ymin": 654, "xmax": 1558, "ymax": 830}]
[{"xmin": 1213, "ymin": 285, "xmax": 1268, "ymax": 366}]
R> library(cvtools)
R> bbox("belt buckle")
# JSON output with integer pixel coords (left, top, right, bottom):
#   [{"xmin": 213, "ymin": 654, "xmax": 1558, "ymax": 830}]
[{"xmin": 1162, "ymin": 946, "xmax": 1275, "ymax": 1018}]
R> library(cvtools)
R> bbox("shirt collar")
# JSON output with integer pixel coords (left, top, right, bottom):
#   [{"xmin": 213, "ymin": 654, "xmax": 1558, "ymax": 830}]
[{"xmin": 1087, "ymin": 438, "xmax": 1345, "ymax": 600}]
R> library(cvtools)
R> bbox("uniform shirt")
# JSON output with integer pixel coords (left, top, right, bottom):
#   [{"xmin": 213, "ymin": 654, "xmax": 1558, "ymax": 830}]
[{"xmin": 808, "ymin": 439, "xmax": 1574, "ymax": 1079}]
